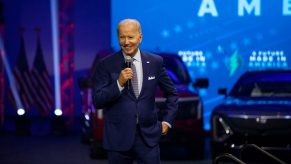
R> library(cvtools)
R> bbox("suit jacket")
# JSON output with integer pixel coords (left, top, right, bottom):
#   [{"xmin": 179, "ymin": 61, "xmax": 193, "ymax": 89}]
[{"xmin": 93, "ymin": 50, "xmax": 178, "ymax": 151}]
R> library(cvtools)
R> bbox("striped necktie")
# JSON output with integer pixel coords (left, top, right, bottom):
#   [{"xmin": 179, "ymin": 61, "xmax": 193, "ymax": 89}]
[{"xmin": 131, "ymin": 60, "xmax": 139, "ymax": 98}]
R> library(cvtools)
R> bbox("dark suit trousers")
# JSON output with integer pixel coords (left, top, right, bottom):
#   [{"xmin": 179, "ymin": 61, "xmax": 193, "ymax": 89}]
[{"xmin": 107, "ymin": 126, "xmax": 160, "ymax": 164}]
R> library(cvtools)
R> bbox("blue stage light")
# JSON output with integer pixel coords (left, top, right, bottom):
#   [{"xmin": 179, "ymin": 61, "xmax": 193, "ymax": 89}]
[
  {"xmin": 50, "ymin": 0, "xmax": 62, "ymax": 113},
  {"xmin": 17, "ymin": 108, "xmax": 25, "ymax": 116},
  {"xmin": 54, "ymin": 108, "xmax": 62, "ymax": 116}
]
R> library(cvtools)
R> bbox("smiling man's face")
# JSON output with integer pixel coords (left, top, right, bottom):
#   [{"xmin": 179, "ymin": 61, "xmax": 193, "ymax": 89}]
[{"xmin": 118, "ymin": 20, "xmax": 142, "ymax": 57}]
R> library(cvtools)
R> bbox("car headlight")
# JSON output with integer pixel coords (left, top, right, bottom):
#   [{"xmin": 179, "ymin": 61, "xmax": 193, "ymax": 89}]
[{"xmin": 212, "ymin": 115, "xmax": 233, "ymax": 142}]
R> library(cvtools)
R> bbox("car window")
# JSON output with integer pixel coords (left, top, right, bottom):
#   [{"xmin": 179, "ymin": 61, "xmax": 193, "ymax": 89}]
[
  {"xmin": 163, "ymin": 56, "xmax": 191, "ymax": 84},
  {"xmin": 251, "ymin": 81, "xmax": 291, "ymax": 97},
  {"xmin": 230, "ymin": 72, "xmax": 291, "ymax": 97}
]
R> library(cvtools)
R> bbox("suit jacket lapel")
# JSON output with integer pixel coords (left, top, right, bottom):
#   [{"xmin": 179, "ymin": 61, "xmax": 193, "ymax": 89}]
[
  {"xmin": 139, "ymin": 52, "xmax": 150, "ymax": 98},
  {"xmin": 115, "ymin": 51, "xmax": 125, "ymax": 68}
]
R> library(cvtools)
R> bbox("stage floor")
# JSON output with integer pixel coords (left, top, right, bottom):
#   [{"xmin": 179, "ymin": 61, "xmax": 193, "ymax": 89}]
[{"xmin": 0, "ymin": 132, "xmax": 212, "ymax": 164}]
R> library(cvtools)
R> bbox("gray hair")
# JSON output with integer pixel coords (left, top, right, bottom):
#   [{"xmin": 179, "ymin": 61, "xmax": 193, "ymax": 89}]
[{"xmin": 117, "ymin": 18, "xmax": 142, "ymax": 34}]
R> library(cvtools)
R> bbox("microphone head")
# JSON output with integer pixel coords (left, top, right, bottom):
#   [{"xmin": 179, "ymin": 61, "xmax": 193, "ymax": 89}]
[
  {"xmin": 125, "ymin": 55, "xmax": 132, "ymax": 63},
  {"xmin": 125, "ymin": 56, "xmax": 133, "ymax": 68}
]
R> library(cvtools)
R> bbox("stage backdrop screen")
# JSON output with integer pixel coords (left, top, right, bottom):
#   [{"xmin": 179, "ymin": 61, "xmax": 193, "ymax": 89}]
[{"xmin": 111, "ymin": 0, "xmax": 291, "ymax": 130}]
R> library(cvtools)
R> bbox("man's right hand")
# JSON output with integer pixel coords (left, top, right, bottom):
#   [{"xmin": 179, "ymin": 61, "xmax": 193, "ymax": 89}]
[{"xmin": 118, "ymin": 68, "xmax": 133, "ymax": 87}]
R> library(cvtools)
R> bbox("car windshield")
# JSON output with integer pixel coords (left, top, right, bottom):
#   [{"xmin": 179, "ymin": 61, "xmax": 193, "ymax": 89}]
[
  {"xmin": 162, "ymin": 55, "xmax": 191, "ymax": 85},
  {"xmin": 230, "ymin": 72, "xmax": 291, "ymax": 97}
]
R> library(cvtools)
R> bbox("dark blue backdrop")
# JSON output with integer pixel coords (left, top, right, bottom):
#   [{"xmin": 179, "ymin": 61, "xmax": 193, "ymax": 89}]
[{"xmin": 110, "ymin": 0, "xmax": 291, "ymax": 130}]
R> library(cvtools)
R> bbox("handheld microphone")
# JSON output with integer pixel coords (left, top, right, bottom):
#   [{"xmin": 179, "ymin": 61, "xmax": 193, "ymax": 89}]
[
  {"xmin": 125, "ymin": 55, "xmax": 132, "ymax": 68},
  {"xmin": 125, "ymin": 56, "xmax": 132, "ymax": 88}
]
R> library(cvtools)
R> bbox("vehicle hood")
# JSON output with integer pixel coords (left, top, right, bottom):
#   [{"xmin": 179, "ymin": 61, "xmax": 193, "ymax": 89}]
[{"xmin": 213, "ymin": 96, "xmax": 291, "ymax": 116}]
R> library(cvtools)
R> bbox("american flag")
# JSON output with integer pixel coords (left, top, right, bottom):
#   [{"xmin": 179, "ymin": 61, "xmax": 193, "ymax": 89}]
[
  {"xmin": 30, "ymin": 34, "xmax": 53, "ymax": 116},
  {"xmin": 9, "ymin": 34, "xmax": 34, "ymax": 111},
  {"xmin": 31, "ymin": 34, "xmax": 53, "ymax": 115}
]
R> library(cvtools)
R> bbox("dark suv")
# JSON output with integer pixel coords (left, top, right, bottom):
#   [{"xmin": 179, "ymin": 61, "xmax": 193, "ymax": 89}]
[
  {"xmin": 78, "ymin": 51, "xmax": 208, "ymax": 159},
  {"xmin": 211, "ymin": 70, "xmax": 291, "ymax": 163}
]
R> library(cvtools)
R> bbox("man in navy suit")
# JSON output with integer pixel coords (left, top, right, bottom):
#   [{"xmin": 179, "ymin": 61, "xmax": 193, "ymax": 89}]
[{"xmin": 93, "ymin": 18, "xmax": 178, "ymax": 164}]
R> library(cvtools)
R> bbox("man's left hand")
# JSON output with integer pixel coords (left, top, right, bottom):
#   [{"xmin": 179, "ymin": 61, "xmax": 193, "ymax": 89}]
[{"xmin": 161, "ymin": 122, "xmax": 169, "ymax": 135}]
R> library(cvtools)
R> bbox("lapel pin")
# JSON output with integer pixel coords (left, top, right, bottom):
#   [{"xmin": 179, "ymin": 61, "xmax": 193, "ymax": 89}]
[{"xmin": 146, "ymin": 61, "xmax": 150, "ymax": 63}]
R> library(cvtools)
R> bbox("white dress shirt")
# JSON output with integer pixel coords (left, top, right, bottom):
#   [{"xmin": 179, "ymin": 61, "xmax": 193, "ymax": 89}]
[{"xmin": 117, "ymin": 49, "xmax": 143, "ymax": 92}]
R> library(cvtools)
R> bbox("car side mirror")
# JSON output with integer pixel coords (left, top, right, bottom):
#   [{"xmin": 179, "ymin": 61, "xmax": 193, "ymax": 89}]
[
  {"xmin": 193, "ymin": 78, "xmax": 209, "ymax": 89},
  {"xmin": 218, "ymin": 88, "xmax": 227, "ymax": 96}
]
